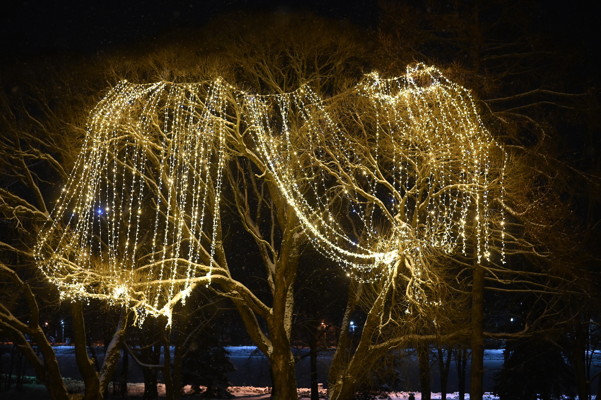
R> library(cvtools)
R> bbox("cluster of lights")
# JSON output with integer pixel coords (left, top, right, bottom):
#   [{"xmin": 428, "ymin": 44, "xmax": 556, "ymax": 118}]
[
  {"xmin": 35, "ymin": 80, "xmax": 227, "ymax": 324},
  {"xmin": 34, "ymin": 64, "xmax": 506, "ymax": 321},
  {"xmin": 246, "ymin": 64, "xmax": 506, "ymax": 284}
]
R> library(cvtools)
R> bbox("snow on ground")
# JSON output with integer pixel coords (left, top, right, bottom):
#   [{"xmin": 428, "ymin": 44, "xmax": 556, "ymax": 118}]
[
  {"xmin": 123, "ymin": 381, "xmax": 501, "ymax": 399},
  {"xmin": 1, "ymin": 378, "xmax": 502, "ymax": 400},
  {"xmin": 4, "ymin": 380, "xmax": 592, "ymax": 400}
]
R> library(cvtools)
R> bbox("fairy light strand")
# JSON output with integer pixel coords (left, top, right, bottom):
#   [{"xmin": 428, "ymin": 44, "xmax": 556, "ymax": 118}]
[{"xmin": 34, "ymin": 64, "xmax": 506, "ymax": 322}]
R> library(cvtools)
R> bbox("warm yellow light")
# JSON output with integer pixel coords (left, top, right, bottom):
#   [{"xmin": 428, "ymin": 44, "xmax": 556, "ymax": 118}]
[{"xmin": 34, "ymin": 64, "xmax": 506, "ymax": 321}]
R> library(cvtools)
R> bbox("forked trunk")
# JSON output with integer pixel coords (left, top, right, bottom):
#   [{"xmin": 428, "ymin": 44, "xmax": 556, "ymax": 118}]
[{"xmin": 71, "ymin": 302, "xmax": 128, "ymax": 400}]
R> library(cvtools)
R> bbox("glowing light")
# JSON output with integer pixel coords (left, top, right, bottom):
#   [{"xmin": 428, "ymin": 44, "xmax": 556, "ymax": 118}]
[
  {"xmin": 246, "ymin": 64, "xmax": 506, "ymax": 284},
  {"xmin": 35, "ymin": 80, "xmax": 228, "ymax": 322},
  {"xmin": 34, "ymin": 64, "xmax": 506, "ymax": 321}
]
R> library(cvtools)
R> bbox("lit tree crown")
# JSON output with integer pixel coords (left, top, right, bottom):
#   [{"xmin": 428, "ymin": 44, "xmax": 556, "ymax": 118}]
[{"xmin": 35, "ymin": 64, "xmax": 506, "ymax": 322}]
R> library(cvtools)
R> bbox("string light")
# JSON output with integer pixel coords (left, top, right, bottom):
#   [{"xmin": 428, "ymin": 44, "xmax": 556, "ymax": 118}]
[
  {"xmin": 34, "ymin": 64, "xmax": 506, "ymax": 322},
  {"xmin": 246, "ymin": 64, "xmax": 506, "ymax": 284},
  {"xmin": 34, "ymin": 80, "xmax": 228, "ymax": 323}
]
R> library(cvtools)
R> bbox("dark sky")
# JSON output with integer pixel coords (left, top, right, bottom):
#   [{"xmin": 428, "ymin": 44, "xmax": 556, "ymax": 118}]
[
  {"xmin": 0, "ymin": 0, "xmax": 378, "ymax": 58},
  {"xmin": 3, "ymin": 1, "xmax": 597, "ymax": 58},
  {"xmin": 1, "ymin": 1, "xmax": 599, "ymax": 95}
]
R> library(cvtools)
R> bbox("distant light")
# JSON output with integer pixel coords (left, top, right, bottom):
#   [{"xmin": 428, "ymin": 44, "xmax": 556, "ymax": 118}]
[{"xmin": 510, "ymin": 317, "xmax": 514, "ymax": 322}]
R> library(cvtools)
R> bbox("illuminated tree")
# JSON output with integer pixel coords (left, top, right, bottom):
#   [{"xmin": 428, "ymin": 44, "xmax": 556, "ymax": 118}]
[
  {"xmin": 18, "ymin": 14, "xmax": 377, "ymax": 400},
  {"xmin": 376, "ymin": 3, "xmax": 600, "ymax": 398},
  {"xmin": 0, "ymin": 60, "xmax": 130, "ymax": 400},
  {"xmin": 4, "ymin": 9, "xmax": 590, "ymax": 400},
  {"xmin": 33, "ymin": 39, "xmax": 508, "ymax": 400},
  {"xmin": 34, "ymin": 52, "xmax": 506, "ymax": 321}
]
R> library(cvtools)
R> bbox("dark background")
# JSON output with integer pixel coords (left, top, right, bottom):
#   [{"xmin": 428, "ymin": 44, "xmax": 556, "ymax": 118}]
[{"xmin": 1, "ymin": 1, "xmax": 598, "ymax": 64}]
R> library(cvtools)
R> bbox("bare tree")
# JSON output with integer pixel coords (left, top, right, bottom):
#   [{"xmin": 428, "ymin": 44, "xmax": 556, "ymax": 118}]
[
  {"xmin": 4, "ymin": 9, "xmax": 593, "ymax": 400},
  {"xmin": 0, "ymin": 58, "xmax": 131, "ymax": 400}
]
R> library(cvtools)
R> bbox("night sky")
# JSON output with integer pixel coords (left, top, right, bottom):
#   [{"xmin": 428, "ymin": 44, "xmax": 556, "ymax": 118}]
[
  {"xmin": 1, "ymin": 1, "xmax": 597, "ymax": 64},
  {"xmin": 1, "ymin": 0, "xmax": 599, "ymax": 219},
  {"xmin": 2, "ymin": 0, "xmax": 598, "ymax": 164},
  {"xmin": 1, "ymin": 1, "xmax": 379, "ymax": 59}
]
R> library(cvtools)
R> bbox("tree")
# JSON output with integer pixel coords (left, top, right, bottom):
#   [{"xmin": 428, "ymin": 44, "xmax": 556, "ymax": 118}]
[
  {"xmin": 496, "ymin": 336, "xmax": 574, "ymax": 400},
  {"xmin": 45, "ymin": 61, "xmax": 507, "ymax": 400},
  {"xmin": 25, "ymin": 13, "xmax": 378, "ymax": 400},
  {"xmin": 4, "ymin": 8, "xmax": 593, "ymax": 400},
  {"xmin": 180, "ymin": 326, "xmax": 234, "ymax": 398},
  {"xmin": 292, "ymin": 248, "xmax": 346, "ymax": 400},
  {"xmin": 0, "ymin": 57, "xmax": 130, "ymax": 400},
  {"xmin": 376, "ymin": 2, "xmax": 601, "ymax": 399}
]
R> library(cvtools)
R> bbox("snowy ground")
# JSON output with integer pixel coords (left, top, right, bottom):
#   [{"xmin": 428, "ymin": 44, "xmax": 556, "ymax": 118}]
[
  {"xmin": 2, "ymin": 377, "xmax": 596, "ymax": 399},
  {"xmin": 1, "ymin": 346, "xmax": 599, "ymax": 399},
  {"xmin": 2, "ymin": 379, "xmax": 502, "ymax": 400}
]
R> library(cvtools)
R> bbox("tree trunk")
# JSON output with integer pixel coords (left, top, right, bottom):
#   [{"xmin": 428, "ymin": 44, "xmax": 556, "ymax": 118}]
[
  {"xmin": 31, "ymin": 327, "xmax": 70, "ymax": 400},
  {"xmin": 71, "ymin": 302, "xmax": 129, "ymax": 400},
  {"xmin": 141, "ymin": 345, "xmax": 160, "ymax": 400},
  {"xmin": 0, "ymin": 265, "xmax": 70, "ymax": 400},
  {"xmin": 268, "ymin": 279, "xmax": 297, "ymax": 400},
  {"xmin": 163, "ymin": 338, "xmax": 175, "ymax": 400},
  {"xmin": 117, "ymin": 349, "xmax": 129, "ymax": 397},
  {"xmin": 470, "ymin": 263, "xmax": 485, "ymax": 400},
  {"xmin": 16, "ymin": 350, "xmax": 25, "ymax": 389},
  {"xmin": 328, "ymin": 347, "xmax": 386, "ymax": 400},
  {"xmin": 328, "ymin": 281, "xmax": 392, "ymax": 400},
  {"xmin": 328, "ymin": 284, "xmax": 358, "ymax": 389},
  {"xmin": 269, "ymin": 345, "xmax": 298, "ymax": 400},
  {"xmin": 98, "ymin": 313, "xmax": 129, "ymax": 397},
  {"xmin": 455, "ymin": 348, "xmax": 468, "ymax": 400},
  {"xmin": 20, "ymin": 334, "xmax": 70, "ymax": 400},
  {"xmin": 6, "ymin": 346, "xmax": 16, "ymax": 390},
  {"xmin": 418, "ymin": 343, "xmax": 431, "ymax": 400},
  {"xmin": 71, "ymin": 302, "xmax": 101, "ymax": 400},
  {"xmin": 437, "ymin": 347, "xmax": 451, "ymax": 400},
  {"xmin": 309, "ymin": 328, "xmax": 319, "ymax": 400},
  {"xmin": 329, "ymin": 346, "xmax": 372, "ymax": 400},
  {"xmin": 142, "ymin": 366, "xmax": 158, "ymax": 400},
  {"xmin": 328, "ymin": 378, "xmax": 359, "ymax": 400},
  {"xmin": 573, "ymin": 317, "xmax": 589, "ymax": 400},
  {"xmin": 267, "ymin": 213, "xmax": 299, "ymax": 400},
  {"xmin": 171, "ymin": 342, "xmax": 184, "ymax": 399}
]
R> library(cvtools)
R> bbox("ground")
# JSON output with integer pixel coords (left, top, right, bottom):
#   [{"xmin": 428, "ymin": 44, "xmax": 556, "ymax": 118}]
[{"xmin": 1, "ymin": 380, "xmax": 503, "ymax": 400}]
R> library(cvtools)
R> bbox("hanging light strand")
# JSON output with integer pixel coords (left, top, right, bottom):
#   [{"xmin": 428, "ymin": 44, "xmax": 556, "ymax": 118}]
[{"xmin": 35, "ymin": 64, "xmax": 506, "ymax": 320}]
